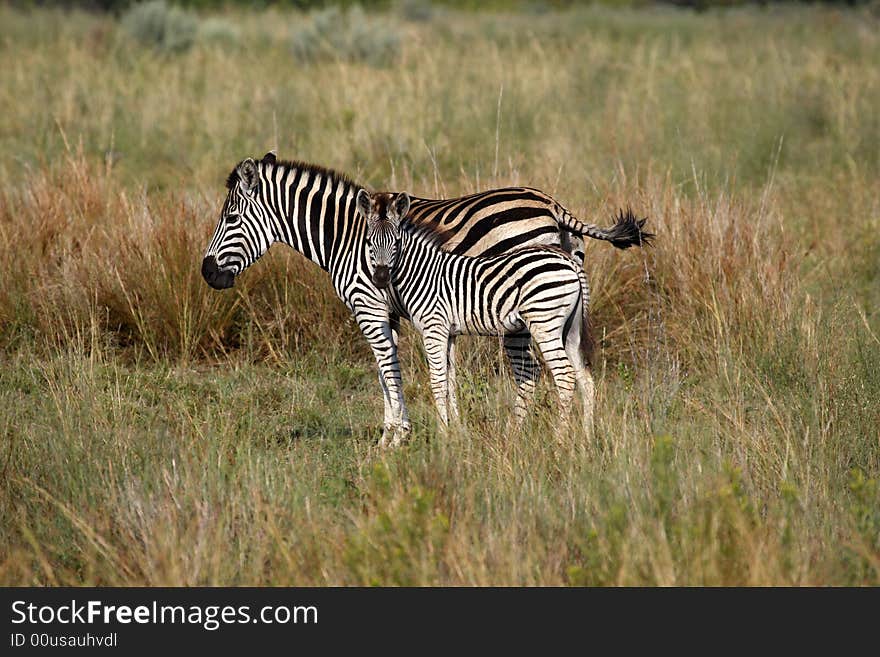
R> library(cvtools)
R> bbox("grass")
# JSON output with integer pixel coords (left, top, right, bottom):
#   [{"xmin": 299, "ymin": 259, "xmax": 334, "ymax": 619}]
[{"xmin": 0, "ymin": 4, "xmax": 878, "ymax": 585}]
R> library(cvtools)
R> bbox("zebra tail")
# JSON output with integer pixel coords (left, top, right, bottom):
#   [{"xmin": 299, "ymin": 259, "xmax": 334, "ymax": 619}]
[
  {"xmin": 558, "ymin": 206, "xmax": 655, "ymax": 250},
  {"xmin": 577, "ymin": 270, "xmax": 595, "ymax": 368}
]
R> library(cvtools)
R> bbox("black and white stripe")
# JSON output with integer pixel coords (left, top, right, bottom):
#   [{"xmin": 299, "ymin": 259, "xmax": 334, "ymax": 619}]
[
  {"xmin": 358, "ymin": 190, "xmax": 595, "ymax": 430},
  {"xmin": 407, "ymin": 186, "xmax": 651, "ymax": 261},
  {"xmin": 202, "ymin": 153, "xmax": 649, "ymax": 445}
]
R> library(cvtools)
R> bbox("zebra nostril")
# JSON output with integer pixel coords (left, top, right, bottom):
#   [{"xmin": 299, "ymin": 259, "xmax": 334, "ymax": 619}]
[{"xmin": 201, "ymin": 256, "xmax": 218, "ymax": 280}]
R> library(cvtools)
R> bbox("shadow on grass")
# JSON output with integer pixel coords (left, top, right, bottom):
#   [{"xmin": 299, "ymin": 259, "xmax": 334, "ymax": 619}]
[{"xmin": 278, "ymin": 408, "xmax": 381, "ymax": 444}]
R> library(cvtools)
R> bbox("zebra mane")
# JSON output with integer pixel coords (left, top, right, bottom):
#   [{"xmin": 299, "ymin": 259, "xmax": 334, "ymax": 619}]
[
  {"xmin": 225, "ymin": 157, "xmax": 359, "ymax": 192},
  {"xmin": 400, "ymin": 217, "xmax": 454, "ymax": 250},
  {"xmin": 225, "ymin": 166, "xmax": 241, "ymax": 190}
]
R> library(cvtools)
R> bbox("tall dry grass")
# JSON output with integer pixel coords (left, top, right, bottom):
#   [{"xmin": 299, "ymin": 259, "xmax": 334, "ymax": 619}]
[
  {"xmin": 0, "ymin": 145, "xmax": 359, "ymax": 363},
  {"xmin": 0, "ymin": 4, "xmax": 878, "ymax": 585}
]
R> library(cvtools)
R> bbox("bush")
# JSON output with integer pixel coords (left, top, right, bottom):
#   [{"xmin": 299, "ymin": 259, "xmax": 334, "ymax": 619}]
[
  {"xmin": 290, "ymin": 4, "xmax": 401, "ymax": 67},
  {"xmin": 396, "ymin": 0, "xmax": 435, "ymax": 22},
  {"xmin": 121, "ymin": 0, "xmax": 198, "ymax": 54},
  {"xmin": 199, "ymin": 17, "xmax": 241, "ymax": 48}
]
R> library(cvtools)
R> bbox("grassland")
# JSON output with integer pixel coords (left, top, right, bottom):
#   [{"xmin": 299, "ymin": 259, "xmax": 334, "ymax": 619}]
[{"xmin": 0, "ymin": 3, "xmax": 878, "ymax": 585}]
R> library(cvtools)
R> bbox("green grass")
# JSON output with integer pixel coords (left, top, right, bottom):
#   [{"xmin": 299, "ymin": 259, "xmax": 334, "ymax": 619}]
[
  {"xmin": 0, "ymin": 4, "xmax": 878, "ymax": 585},
  {"xmin": 3, "ymin": 323, "xmax": 877, "ymax": 585}
]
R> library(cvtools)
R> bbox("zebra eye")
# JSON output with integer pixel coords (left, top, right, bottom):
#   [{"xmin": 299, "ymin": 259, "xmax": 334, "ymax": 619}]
[{"xmin": 225, "ymin": 213, "xmax": 238, "ymax": 225}]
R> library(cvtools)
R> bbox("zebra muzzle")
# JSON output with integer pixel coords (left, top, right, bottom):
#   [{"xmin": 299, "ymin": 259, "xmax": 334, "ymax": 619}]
[
  {"xmin": 372, "ymin": 265, "xmax": 391, "ymax": 290},
  {"xmin": 201, "ymin": 256, "xmax": 235, "ymax": 290}
]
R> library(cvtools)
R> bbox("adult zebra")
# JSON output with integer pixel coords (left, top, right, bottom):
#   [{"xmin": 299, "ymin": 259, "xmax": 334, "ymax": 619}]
[{"xmin": 201, "ymin": 152, "xmax": 652, "ymax": 446}]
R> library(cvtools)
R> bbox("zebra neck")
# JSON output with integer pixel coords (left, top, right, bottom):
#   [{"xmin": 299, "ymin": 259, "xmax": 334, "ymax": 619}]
[
  {"xmin": 392, "ymin": 230, "xmax": 455, "ymax": 298},
  {"xmin": 263, "ymin": 164, "xmax": 358, "ymax": 272}
]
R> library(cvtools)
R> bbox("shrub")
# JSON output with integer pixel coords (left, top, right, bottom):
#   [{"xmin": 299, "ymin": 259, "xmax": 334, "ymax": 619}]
[
  {"xmin": 396, "ymin": 0, "xmax": 435, "ymax": 22},
  {"xmin": 199, "ymin": 17, "xmax": 241, "ymax": 48},
  {"xmin": 121, "ymin": 0, "xmax": 198, "ymax": 54},
  {"xmin": 290, "ymin": 4, "xmax": 401, "ymax": 67}
]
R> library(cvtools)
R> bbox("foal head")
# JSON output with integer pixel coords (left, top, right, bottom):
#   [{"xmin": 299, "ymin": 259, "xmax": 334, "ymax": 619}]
[{"xmin": 356, "ymin": 190, "xmax": 411, "ymax": 290}]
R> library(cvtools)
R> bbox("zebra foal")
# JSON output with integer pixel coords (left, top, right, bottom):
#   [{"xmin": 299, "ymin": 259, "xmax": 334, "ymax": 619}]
[{"xmin": 357, "ymin": 189, "xmax": 595, "ymax": 432}]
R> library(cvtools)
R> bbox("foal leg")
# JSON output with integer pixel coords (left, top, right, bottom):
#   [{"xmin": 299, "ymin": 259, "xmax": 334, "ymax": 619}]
[
  {"xmin": 565, "ymin": 341, "xmax": 596, "ymax": 436},
  {"xmin": 563, "ymin": 312, "xmax": 596, "ymax": 436},
  {"xmin": 376, "ymin": 370, "xmax": 394, "ymax": 448},
  {"xmin": 503, "ymin": 333, "xmax": 541, "ymax": 428},
  {"xmin": 533, "ymin": 332, "xmax": 578, "ymax": 438},
  {"xmin": 446, "ymin": 335, "xmax": 461, "ymax": 424},
  {"xmin": 422, "ymin": 327, "xmax": 451, "ymax": 428}
]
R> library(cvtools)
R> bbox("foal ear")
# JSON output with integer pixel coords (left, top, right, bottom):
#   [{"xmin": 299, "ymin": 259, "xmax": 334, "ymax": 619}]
[
  {"xmin": 261, "ymin": 151, "xmax": 277, "ymax": 164},
  {"xmin": 355, "ymin": 189, "xmax": 372, "ymax": 219},
  {"xmin": 237, "ymin": 158, "xmax": 258, "ymax": 193},
  {"xmin": 392, "ymin": 192, "xmax": 410, "ymax": 225}
]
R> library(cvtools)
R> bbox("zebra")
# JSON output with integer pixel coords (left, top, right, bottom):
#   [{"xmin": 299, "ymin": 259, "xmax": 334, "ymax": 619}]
[
  {"xmin": 201, "ymin": 152, "xmax": 651, "ymax": 446},
  {"xmin": 357, "ymin": 189, "xmax": 595, "ymax": 431}
]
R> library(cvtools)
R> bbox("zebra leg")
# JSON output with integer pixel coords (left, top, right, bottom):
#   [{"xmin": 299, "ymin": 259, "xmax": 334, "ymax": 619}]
[
  {"xmin": 503, "ymin": 333, "xmax": 540, "ymax": 427},
  {"xmin": 422, "ymin": 328, "xmax": 451, "ymax": 428},
  {"xmin": 447, "ymin": 335, "xmax": 461, "ymax": 423},
  {"xmin": 354, "ymin": 309, "xmax": 410, "ymax": 448},
  {"xmin": 386, "ymin": 314, "xmax": 412, "ymax": 447},
  {"xmin": 390, "ymin": 313, "xmax": 401, "ymax": 351},
  {"xmin": 575, "ymin": 365, "xmax": 596, "ymax": 435},
  {"xmin": 377, "ymin": 314, "xmax": 404, "ymax": 444},
  {"xmin": 564, "ymin": 321, "xmax": 596, "ymax": 435},
  {"xmin": 375, "ymin": 369, "xmax": 393, "ymax": 444},
  {"xmin": 532, "ymin": 332, "xmax": 578, "ymax": 435}
]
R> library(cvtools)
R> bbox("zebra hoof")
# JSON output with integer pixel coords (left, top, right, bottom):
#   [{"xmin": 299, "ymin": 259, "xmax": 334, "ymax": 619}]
[
  {"xmin": 377, "ymin": 429, "xmax": 393, "ymax": 449},
  {"xmin": 388, "ymin": 424, "xmax": 412, "ymax": 448},
  {"xmin": 377, "ymin": 424, "xmax": 397, "ymax": 449},
  {"xmin": 376, "ymin": 423, "xmax": 411, "ymax": 449}
]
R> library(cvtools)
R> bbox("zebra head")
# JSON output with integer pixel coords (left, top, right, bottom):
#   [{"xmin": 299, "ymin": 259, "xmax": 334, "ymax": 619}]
[
  {"xmin": 202, "ymin": 153, "xmax": 278, "ymax": 290},
  {"xmin": 356, "ymin": 190, "xmax": 411, "ymax": 290}
]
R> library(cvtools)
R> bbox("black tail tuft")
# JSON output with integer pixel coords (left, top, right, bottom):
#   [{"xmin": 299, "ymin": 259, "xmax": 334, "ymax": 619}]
[{"xmin": 607, "ymin": 207, "xmax": 655, "ymax": 250}]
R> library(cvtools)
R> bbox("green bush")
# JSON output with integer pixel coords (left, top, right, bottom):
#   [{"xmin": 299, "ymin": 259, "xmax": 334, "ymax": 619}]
[
  {"xmin": 121, "ymin": 0, "xmax": 198, "ymax": 53},
  {"xmin": 291, "ymin": 4, "xmax": 401, "ymax": 67},
  {"xmin": 396, "ymin": 0, "xmax": 435, "ymax": 21},
  {"xmin": 199, "ymin": 17, "xmax": 241, "ymax": 47}
]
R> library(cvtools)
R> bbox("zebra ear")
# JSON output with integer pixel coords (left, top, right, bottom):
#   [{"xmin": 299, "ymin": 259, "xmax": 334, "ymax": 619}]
[
  {"xmin": 237, "ymin": 158, "xmax": 258, "ymax": 194},
  {"xmin": 356, "ymin": 189, "xmax": 372, "ymax": 219},
  {"xmin": 392, "ymin": 192, "xmax": 410, "ymax": 225},
  {"xmin": 261, "ymin": 151, "xmax": 277, "ymax": 165}
]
